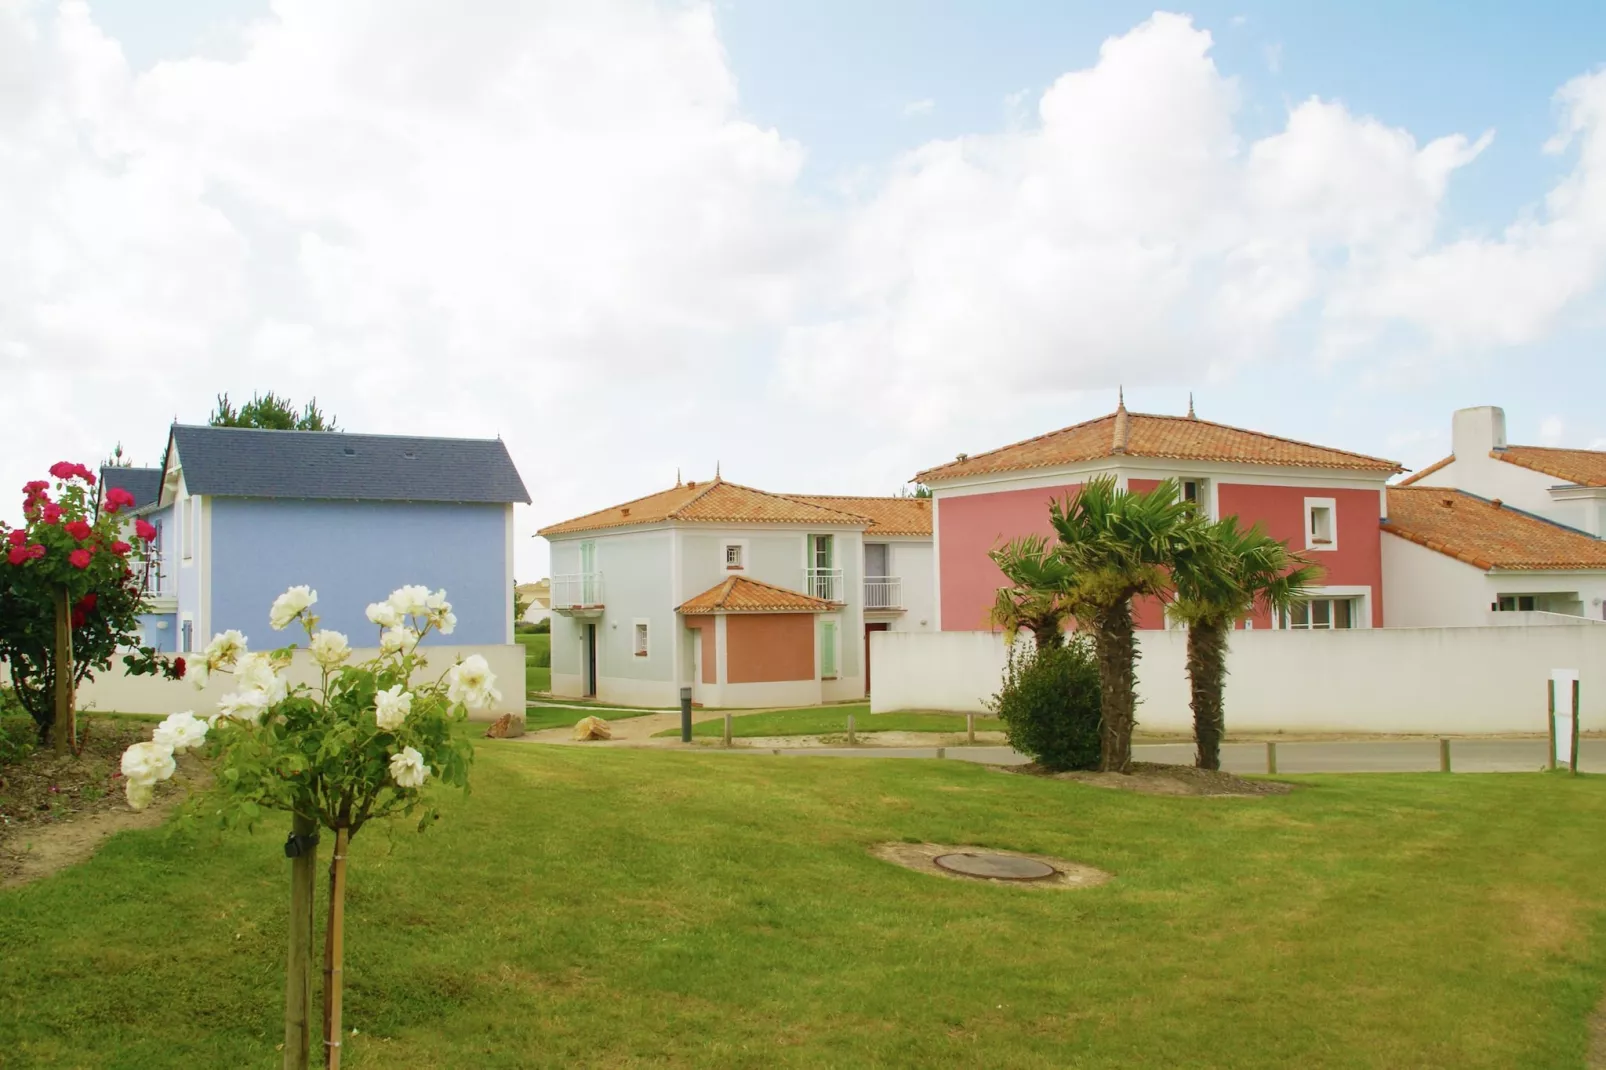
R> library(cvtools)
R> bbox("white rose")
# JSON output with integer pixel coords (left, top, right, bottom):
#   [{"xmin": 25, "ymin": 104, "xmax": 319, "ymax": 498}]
[
  {"xmin": 269, "ymin": 585, "xmax": 317, "ymax": 630},
  {"xmin": 445, "ymin": 654, "xmax": 500, "ymax": 711},
  {"xmin": 217, "ymin": 688, "xmax": 271, "ymax": 723},
  {"xmin": 388, "ymin": 746, "xmax": 430, "ymax": 789},
  {"xmin": 309, "ymin": 630, "xmax": 352, "ymax": 669},
  {"xmin": 387, "ymin": 585, "xmax": 432, "ymax": 618},
  {"xmin": 190, "ymin": 661, "xmax": 210, "ymax": 691},
  {"xmin": 203, "ymin": 629, "xmax": 248, "ymax": 670},
  {"xmin": 126, "ymin": 778, "xmax": 155, "ymax": 811},
  {"xmin": 365, "ymin": 602, "xmax": 400, "ymax": 628},
  {"xmin": 431, "ymin": 609, "xmax": 457, "ymax": 636},
  {"xmin": 121, "ymin": 740, "xmax": 176, "ymax": 786},
  {"xmin": 237, "ymin": 652, "xmax": 289, "ymax": 705},
  {"xmin": 426, "ymin": 589, "xmax": 450, "ymax": 611},
  {"xmin": 374, "ymin": 685, "xmax": 413, "ymax": 731},
  {"xmin": 152, "ymin": 711, "xmax": 209, "ymax": 753},
  {"xmin": 380, "ymin": 625, "xmax": 420, "ymax": 654}
]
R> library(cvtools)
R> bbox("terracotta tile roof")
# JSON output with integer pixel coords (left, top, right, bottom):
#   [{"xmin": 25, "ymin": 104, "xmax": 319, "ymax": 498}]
[
  {"xmin": 786, "ymin": 495, "xmax": 933, "ymax": 536},
  {"xmin": 1493, "ymin": 446, "xmax": 1606, "ymax": 487},
  {"xmin": 538, "ymin": 479, "xmax": 868, "ymax": 536},
  {"xmin": 1396, "ymin": 455, "xmax": 1453, "ymax": 486},
  {"xmin": 677, "ymin": 576, "xmax": 836, "ymax": 615},
  {"xmin": 1382, "ymin": 487, "xmax": 1606, "ymax": 571},
  {"xmin": 914, "ymin": 409, "xmax": 1402, "ymax": 483}
]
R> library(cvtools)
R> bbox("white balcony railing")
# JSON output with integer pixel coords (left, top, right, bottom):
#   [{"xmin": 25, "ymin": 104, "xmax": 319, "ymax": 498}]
[
  {"xmin": 142, "ymin": 555, "xmax": 172, "ymax": 599},
  {"xmin": 864, "ymin": 576, "xmax": 902, "ymax": 610},
  {"xmin": 551, "ymin": 572, "xmax": 605, "ymax": 609},
  {"xmin": 804, "ymin": 568, "xmax": 845, "ymax": 603}
]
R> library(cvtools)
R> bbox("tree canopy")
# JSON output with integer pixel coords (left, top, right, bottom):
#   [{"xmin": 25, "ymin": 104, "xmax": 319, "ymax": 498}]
[{"xmin": 210, "ymin": 392, "xmax": 340, "ymax": 432}]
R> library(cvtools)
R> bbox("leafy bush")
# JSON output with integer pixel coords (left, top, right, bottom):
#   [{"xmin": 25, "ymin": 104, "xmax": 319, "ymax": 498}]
[
  {"xmin": 988, "ymin": 636, "xmax": 1101, "ymax": 771},
  {"xmin": 532, "ymin": 618, "xmax": 551, "ymax": 634},
  {"xmin": 0, "ymin": 689, "xmax": 35, "ymax": 766}
]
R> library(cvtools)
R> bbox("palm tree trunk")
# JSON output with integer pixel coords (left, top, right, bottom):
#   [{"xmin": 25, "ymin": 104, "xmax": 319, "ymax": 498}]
[
  {"xmin": 1187, "ymin": 620, "xmax": 1229, "ymax": 770},
  {"xmin": 1093, "ymin": 600, "xmax": 1138, "ymax": 772}
]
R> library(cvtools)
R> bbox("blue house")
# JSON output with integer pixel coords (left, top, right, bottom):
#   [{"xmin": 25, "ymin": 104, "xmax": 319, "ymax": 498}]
[{"xmin": 111, "ymin": 425, "xmax": 530, "ymax": 653}]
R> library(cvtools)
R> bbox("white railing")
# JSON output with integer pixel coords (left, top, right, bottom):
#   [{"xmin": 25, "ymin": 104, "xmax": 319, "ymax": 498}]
[
  {"xmin": 864, "ymin": 576, "xmax": 902, "ymax": 610},
  {"xmin": 142, "ymin": 555, "xmax": 172, "ymax": 599},
  {"xmin": 804, "ymin": 568, "xmax": 845, "ymax": 603},
  {"xmin": 551, "ymin": 572, "xmax": 605, "ymax": 609}
]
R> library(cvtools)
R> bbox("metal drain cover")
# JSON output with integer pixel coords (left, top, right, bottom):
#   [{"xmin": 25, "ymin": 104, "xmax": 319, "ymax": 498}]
[{"xmin": 933, "ymin": 852, "xmax": 1056, "ymax": 881}]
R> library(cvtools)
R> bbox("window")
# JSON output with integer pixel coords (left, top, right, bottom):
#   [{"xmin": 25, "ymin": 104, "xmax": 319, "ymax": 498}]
[
  {"xmin": 181, "ymin": 617, "xmax": 194, "ymax": 653},
  {"xmin": 811, "ymin": 534, "xmax": 834, "ymax": 570},
  {"xmin": 1305, "ymin": 497, "xmax": 1337, "ymax": 551},
  {"xmin": 1495, "ymin": 595, "xmax": 1538, "ymax": 612},
  {"xmin": 1180, "ymin": 478, "xmax": 1212, "ymax": 518},
  {"xmin": 1279, "ymin": 597, "xmax": 1358, "ymax": 630},
  {"xmin": 819, "ymin": 619, "xmax": 838, "ymax": 679},
  {"xmin": 808, "ymin": 535, "xmax": 837, "ymax": 600},
  {"xmin": 633, "ymin": 620, "xmax": 650, "ymax": 657},
  {"xmin": 724, "ymin": 542, "xmax": 745, "ymax": 570},
  {"xmin": 181, "ymin": 498, "xmax": 194, "ymax": 560}
]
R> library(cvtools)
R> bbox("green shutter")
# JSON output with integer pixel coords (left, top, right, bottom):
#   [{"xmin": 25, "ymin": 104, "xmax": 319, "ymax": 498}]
[{"xmin": 820, "ymin": 620, "xmax": 837, "ymax": 678}]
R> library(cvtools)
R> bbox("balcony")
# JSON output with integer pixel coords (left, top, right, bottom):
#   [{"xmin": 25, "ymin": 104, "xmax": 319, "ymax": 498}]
[
  {"xmin": 141, "ymin": 556, "xmax": 175, "ymax": 608},
  {"xmin": 552, "ymin": 573, "xmax": 605, "ymax": 617},
  {"xmin": 864, "ymin": 576, "xmax": 903, "ymax": 612},
  {"xmin": 804, "ymin": 568, "xmax": 845, "ymax": 603}
]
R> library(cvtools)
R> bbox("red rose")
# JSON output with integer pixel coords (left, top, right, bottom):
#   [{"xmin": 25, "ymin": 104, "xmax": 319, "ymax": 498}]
[
  {"xmin": 81, "ymin": 468, "xmax": 97, "ymax": 486},
  {"xmin": 49, "ymin": 461, "xmax": 76, "ymax": 480},
  {"xmin": 26, "ymin": 544, "xmax": 44, "ymax": 560},
  {"xmin": 65, "ymin": 519, "xmax": 92, "ymax": 541},
  {"xmin": 6, "ymin": 547, "xmax": 27, "ymax": 566},
  {"xmin": 5, "ymin": 530, "xmax": 22, "ymax": 547},
  {"xmin": 77, "ymin": 593, "xmax": 98, "ymax": 612},
  {"xmin": 71, "ymin": 609, "xmax": 86, "ymax": 629},
  {"xmin": 68, "ymin": 548, "xmax": 92, "ymax": 569},
  {"xmin": 23, "ymin": 480, "xmax": 48, "ymax": 496},
  {"xmin": 135, "ymin": 519, "xmax": 158, "ymax": 542},
  {"xmin": 104, "ymin": 487, "xmax": 136, "ymax": 512},
  {"xmin": 111, "ymin": 540, "xmax": 131, "ymax": 556},
  {"xmin": 41, "ymin": 503, "xmax": 62, "ymax": 524},
  {"xmin": 172, "ymin": 657, "xmax": 187, "ymax": 680}
]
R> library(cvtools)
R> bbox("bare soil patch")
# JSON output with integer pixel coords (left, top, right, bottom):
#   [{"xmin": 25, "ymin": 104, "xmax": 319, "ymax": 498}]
[
  {"xmin": 872, "ymin": 841, "xmax": 1111, "ymax": 890},
  {"xmin": 1003, "ymin": 761, "xmax": 1294, "ymax": 797},
  {"xmin": 0, "ymin": 716, "xmax": 185, "ymax": 888}
]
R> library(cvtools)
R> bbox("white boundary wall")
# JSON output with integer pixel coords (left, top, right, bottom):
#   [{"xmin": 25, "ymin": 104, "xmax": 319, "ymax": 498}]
[
  {"xmin": 869, "ymin": 627, "xmax": 1606, "ymax": 735},
  {"xmin": 68, "ymin": 644, "xmax": 527, "ymax": 722}
]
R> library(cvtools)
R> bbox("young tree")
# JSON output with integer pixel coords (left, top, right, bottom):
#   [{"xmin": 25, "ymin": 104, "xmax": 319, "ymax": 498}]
[
  {"xmin": 0, "ymin": 465, "xmax": 183, "ymax": 751},
  {"xmin": 1169, "ymin": 518, "xmax": 1320, "ymax": 770},
  {"xmin": 988, "ymin": 534, "xmax": 1077, "ymax": 651},
  {"xmin": 1049, "ymin": 476, "xmax": 1204, "ymax": 773},
  {"xmin": 211, "ymin": 392, "xmax": 341, "ymax": 431}
]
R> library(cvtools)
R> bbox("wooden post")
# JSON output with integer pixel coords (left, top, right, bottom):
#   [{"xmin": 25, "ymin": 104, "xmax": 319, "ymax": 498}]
[
  {"xmin": 1548, "ymin": 679, "xmax": 1557, "ymax": 771},
  {"xmin": 1266, "ymin": 741, "xmax": 1278, "ymax": 775},
  {"xmin": 1571, "ymin": 679, "xmax": 1581, "ymax": 778},
  {"xmin": 722, "ymin": 713, "xmax": 732, "ymax": 748},
  {"xmin": 284, "ymin": 814, "xmax": 318, "ymax": 1070},
  {"xmin": 323, "ymin": 827, "xmax": 350, "ymax": 1070},
  {"xmin": 1439, "ymin": 738, "xmax": 1451, "ymax": 774},
  {"xmin": 967, "ymin": 714, "xmax": 975, "ymax": 745},
  {"xmin": 846, "ymin": 714, "xmax": 856, "ymax": 746},
  {"xmin": 936, "ymin": 747, "xmax": 946, "ymax": 759},
  {"xmin": 51, "ymin": 586, "xmax": 74, "ymax": 755}
]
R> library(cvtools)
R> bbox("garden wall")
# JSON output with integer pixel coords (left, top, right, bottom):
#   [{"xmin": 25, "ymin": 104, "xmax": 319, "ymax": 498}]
[
  {"xmin": 67, "ymin": 644, "xmax": 527, "ymax": 721},
  {"xmin": 869, "ymin": 625, "xmax": 1606, "ymax": 735}
]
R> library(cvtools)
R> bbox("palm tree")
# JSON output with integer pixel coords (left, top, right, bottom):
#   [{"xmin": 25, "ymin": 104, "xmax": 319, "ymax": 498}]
[
  {"xmin": 1169, "ymin": 518, "xmax": 1321, "ymax": 770},
  {"xmin": 1049, "ymin": 476, "xmax": 1202, "ymax": 773},
  {"xmin": 988, "ymin": 535, "xmax": 1077, "ymax": 651}
]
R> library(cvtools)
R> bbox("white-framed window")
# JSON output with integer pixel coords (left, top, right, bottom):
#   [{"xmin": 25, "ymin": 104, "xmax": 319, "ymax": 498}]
[
  {"xmin": 819, "ymin": 617, "xmax": 839, "ymax": 680},
  {"xmin": 633, "ymin": 619, "xmax": 650, "ymax": 658},
  {"xmin": 181, "ymin": 498, "xmax": 194, "ymax": 560},
  {"xmin": 1280, "ymin": 597, "xmax": 1357, "ymax": 630},
  {"xmin": 180, "ymin": 615, "xmax": 195, "ymax": 653},
  {"xmin": 1496, "ymin": 595, "xmax": 1538, "ymax": 613},
  {"xmin": 723, "ymin": 540, "xmax": 747, "ymax": 571},
  {"xmin": 1180, "ymin": 478, "xmax": 1213, "ymax": 519},
  {"xmin": 1305, "ymin": 497, "xmax": 1337, "ymax": 551}
]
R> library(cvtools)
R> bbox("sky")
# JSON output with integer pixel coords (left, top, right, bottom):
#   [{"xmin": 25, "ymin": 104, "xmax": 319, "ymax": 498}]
[{"xmin": 4, "ymin": 0, "xmax": 1606, "ymax": 584}]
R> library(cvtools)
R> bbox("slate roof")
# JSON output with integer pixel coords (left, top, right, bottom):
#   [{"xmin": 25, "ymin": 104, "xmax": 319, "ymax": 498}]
[
  {"xmin": 99, "ymin": 467, "xmax": 163, "ymax": 511},
  {"xmin": 538, "ymin": 478, "xmax": 867, "ymax": 537},
  {"xmin": 1382, "ymin": 487, "xmax": 1606, "ymax": 571},
  {"xmin": 677, "ymin": 576, "xmax": 837, "ymax": 615},
  {"xmin": 786, "ymin": 495, "xmax": 933, "ymax": 537},
  {"xmin": 167, "ymin": 425, "xmax": 530, "ymax": 504},
  {"xmin": 914, "ymin": 408, "xmax": 1402, "ymax": 483}
]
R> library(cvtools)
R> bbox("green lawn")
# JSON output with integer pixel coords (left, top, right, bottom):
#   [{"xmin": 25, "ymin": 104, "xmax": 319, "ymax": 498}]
[
  {"xmin": 3, "ymin": 746, "xmax": 1606, "ymax": 1068},
  {"xmin": 657, "ymin": 702, "xmax": 1001, "ymax": 739},
  {"xmin": 521, "ymin": 703, "xmax": 656, "ymax": 733},
  {"xmin": 515, "ymin": 633, "xmax": 552, "ymax": 694}
]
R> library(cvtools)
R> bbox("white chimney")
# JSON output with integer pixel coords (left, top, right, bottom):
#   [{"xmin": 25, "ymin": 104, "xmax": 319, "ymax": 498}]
[{"xmin": 1452, "ymin": 406, "xmax": 1506, "ymax": 459}]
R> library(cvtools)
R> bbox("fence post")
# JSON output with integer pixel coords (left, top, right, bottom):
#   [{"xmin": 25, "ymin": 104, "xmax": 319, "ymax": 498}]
[
  {"xmin": 723, "ymin": 713, "xmax": 732, "ymax": 748},
  {"xmin": 1439, "ymin": 738, "xmax": 1451, "ymax": 774},
  {"xmin": 1266, "ymin": 741, "xmax": 1278, "ymax": 775},
  {"xmin": 936, "ymin": 747, "xmax": 946, "ymax": 760},
  {"xmin": 1571, "ymin": 679, "xmax": 1581, "ymax": 777},
  {"xmin": 847, "ymin": 714, "xmax": 856, "ymax": 747},
  {"xmin": 966, "ymin": 714, "xmax": 975, "ymax": 745},
  {"xmin": 679, "ymin": 686, "xmax": 692, "ymax": 744},
  {"xmin": 1548, "ymin": 679, "xmax": 1557, "ymax": 771}
]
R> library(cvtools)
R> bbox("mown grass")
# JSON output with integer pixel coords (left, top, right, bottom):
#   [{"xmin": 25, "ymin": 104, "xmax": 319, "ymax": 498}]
[
  {"xmin": 2, "ymin": 745, "xmax": 1605, "ymax": 1068},
  {"xmin": 658, "ymin": 702, "xmax": 1002, "ymax": 739},
  {"xmin": 515, "ymin": 632, "xmax": 552, "ymax": 693},
  {"xmin": 522, "ymin": 704, "xmax": 656, "ymax": 733}
]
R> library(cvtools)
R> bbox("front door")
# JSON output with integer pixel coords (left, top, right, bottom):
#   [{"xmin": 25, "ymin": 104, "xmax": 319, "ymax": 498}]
[
  {"xmin": 584, "ymin": 623, "xmax": 598, "ymax": 697},
  {"xmin": 864, "ymin": 623, "xmax": 890, "ymax": 696}
]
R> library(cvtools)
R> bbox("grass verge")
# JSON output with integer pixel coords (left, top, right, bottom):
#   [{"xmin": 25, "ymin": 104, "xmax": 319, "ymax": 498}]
[{"xmin": 657, "ymin": 703, "xmax": 1001, "ymax": 739}]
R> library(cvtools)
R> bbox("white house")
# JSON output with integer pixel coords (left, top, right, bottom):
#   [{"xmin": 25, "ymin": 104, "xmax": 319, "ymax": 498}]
[{"xmin": 537, "ymin": 478, "xmax": 934, "ymax": 708}]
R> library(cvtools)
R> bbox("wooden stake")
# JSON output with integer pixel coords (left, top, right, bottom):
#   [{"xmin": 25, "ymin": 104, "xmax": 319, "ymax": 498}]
[
  {"xmin": 1439, "ymin": 738, "xmax": 1451, "ymax": 774},
  {"xmin": 1266, "ymin": 741, "xmax": 1278, "ymax": 775},
  {"xmin": 847, "ymin": 714, "xmax": 856, "ymax": 746},
  {"xmin": 966, "ymin": 714, "xmax": 975, "ymax": 745},
  {"xmin": 1571, "ymin": 679, "xmax": 1581, "ymax": 778},
  {"xmin": 936, "ymin": 747, "xmax": 946, "ymax": 760},
  {"xmin": 323, "ymin": 827, "xmax": 350, "ymax": 1070},
  {"xmin": 284, "ymin": 813, "xmax": 317, "ymax": 1070},
  {"xmin": 1548, "ymin": 679, "xmax": 1557, "ymax": 771},
  {"xmin": 51, "ymin": 586, "xmax": 74, "ymax": 755},
  {"xmin": 722, "ymin": 713, "xmax": 732, "ymax": 748}
]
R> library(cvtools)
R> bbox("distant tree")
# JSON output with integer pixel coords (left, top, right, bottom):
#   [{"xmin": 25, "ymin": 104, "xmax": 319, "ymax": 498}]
[
  {"xmin": 897, "ymin": 484, "xmax": 932, "ymax": 498},
  {"xmin": 102, "ymin": 443, "xmax": 135, "ymax": 470},
  {"xmin": 210, "ymin": 392, "xmax": 340, "ymax": 432}
]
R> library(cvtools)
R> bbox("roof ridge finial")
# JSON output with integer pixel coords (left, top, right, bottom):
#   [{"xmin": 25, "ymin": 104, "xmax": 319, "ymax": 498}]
[
  {"xmin": 676, "ymin": 467, "xmax": 682, "ymax": 487},
  {"xmin": 715, "ymin": 459, "xmax": 721, "ymax": 481},
  {"xmin": 1111, "ymin": 386, "xmax": 1130, "ymax": 455},
  {"xmin": 1117, "ymin": 385, "xmax": 1125, "ymax": 411},
  {"xmin": 1188, "ymin": 391, "xmax": 1196, "ymax": 419}
]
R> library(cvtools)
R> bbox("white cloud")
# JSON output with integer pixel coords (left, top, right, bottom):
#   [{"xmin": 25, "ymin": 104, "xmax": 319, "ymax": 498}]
[{"xmin": 902, "ymin": 98, "xmax": 935, "ymax": 117}]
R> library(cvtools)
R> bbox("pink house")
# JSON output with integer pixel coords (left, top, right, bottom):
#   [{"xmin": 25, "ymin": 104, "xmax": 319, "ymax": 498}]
[{"xmin": 914, "ymin": 399, "xmax": 1404, "ymax": 633}]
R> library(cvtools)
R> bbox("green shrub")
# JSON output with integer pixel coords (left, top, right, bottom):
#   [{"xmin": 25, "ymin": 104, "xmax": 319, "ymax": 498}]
[
  {"xmin": 0, "ymin": 688, "xmax": 35, "ymax": 765},
  {"xmin": 988, "ymin": 636, "xmax": 1101, "ymax": 771},
  {"xmin": 531, "ymin": 618, "xmax": 551, "ymax": 634}
]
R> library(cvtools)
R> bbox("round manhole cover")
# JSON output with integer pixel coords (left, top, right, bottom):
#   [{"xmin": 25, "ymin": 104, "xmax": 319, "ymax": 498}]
[{"xmin": 933, "ymin": 852, "xmax": 1056, "ymax": 881}]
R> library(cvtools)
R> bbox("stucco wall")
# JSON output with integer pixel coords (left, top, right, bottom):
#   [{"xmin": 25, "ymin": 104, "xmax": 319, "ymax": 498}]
[
  {"xmin": 726, "ymin": 613, "xmax": 815, "ymax": 683},
  {"xmin": 77, "ymin": 643, "xmax": 526, "ymax": 720},
  {"xmin": 882, "ymin": 538, "xmax": 936, "ymax": 631},
  {"xmin": 1383, "ymin": 532, "xmax": 1606, "ymax": 627},
  {"xmin": 869, "ymin": 626, "xmax": 1606, "ymax": 734},
  {"xmin": 208, "ymin": 499, "xmax": 511, "ymax": 646},
  {"xmin": 935, "ymin": 482, "xmax": 1083, "ymax": 632}
]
